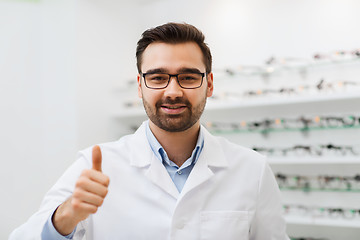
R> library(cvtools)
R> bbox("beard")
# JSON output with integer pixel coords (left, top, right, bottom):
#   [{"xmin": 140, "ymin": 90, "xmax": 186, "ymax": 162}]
[{"xmin": 142, "ymin": 95, "xmax": 207, "ymax": 132}]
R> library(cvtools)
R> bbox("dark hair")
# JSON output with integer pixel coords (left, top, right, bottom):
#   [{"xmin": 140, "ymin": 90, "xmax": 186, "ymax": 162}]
[{"xmin": 136, "ymin": 22, "xmax": 212, "ymax": 74}]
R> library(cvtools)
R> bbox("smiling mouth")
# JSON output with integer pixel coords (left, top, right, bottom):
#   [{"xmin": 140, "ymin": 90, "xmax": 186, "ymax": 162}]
[
  {"xmin": 162, "ymin": 105, "xmax": 186, "ymax": 109},
  {"xmin": 160, "ymin": 105, "xmax": 187, "ymax": 114}
]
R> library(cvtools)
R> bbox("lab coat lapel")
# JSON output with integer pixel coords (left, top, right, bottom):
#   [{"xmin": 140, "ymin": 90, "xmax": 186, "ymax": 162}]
[
  {"xmin": 129, "ymin": 122, "xmax": 179, "ymax": 199},
  {"xmin": 180, "ymin": 125, "xmax": 228, "ymax": 197},
  {"xmin": 145, "ymin": 154, "xmax": 179, "ymax": 199}
]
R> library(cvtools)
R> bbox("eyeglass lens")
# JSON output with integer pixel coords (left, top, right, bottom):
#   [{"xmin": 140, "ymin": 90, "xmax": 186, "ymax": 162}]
[{"xmin": 144, "ymin": 73, "xmax": 203, "ymax": 89}]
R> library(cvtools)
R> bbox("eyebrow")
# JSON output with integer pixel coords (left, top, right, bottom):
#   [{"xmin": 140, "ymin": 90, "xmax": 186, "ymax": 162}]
[
  {"xmin": 178, "ymin": 67, "xmax": 203, "ymax": 74},
  {"xmin": 143, "ymin": 67, "xmax": 203, "ymax": 74}
]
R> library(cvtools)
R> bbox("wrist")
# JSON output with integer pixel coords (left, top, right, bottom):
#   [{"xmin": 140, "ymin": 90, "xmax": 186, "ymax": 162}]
[{"xmin": 52, "ymin": 199, "xmax": 79, "ymax": 236}]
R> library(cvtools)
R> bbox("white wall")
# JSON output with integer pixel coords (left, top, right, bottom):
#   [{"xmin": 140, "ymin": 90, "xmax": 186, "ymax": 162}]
[
  {"xmin": 0, "ymin": 0, "xmax": 77, "ymax": 238},
  {"xmin": 2, "ymin": 0, "xmax": 360, "ymax": 238},
  {"xmin": 136, "ymin": 0, "xmax": 360, "ymax": 66},
  {"xmin": 75, "ymin": 0, "xmax": 143, "ymax": 148}
]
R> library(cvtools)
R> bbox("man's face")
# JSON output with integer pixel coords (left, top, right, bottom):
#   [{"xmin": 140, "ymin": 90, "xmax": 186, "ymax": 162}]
[{"xmin": 137, "ymin": 42, "xmax": 213, "ymax": 132}]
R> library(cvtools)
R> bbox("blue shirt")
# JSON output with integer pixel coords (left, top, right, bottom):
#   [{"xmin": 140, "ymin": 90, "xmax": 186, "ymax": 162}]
[
  {"xmin": 42, "ymin": 121, "xmax": 204, "ymax": 239},
  {"xmin": 145, "ymin": 121, "xmax": 204, "ymax": 192}
]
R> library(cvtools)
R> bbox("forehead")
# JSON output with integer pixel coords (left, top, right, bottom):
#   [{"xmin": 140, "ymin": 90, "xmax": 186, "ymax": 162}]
[{"xmin": 141, "ymin": 42, "xmax": 205, "ymax": 72}]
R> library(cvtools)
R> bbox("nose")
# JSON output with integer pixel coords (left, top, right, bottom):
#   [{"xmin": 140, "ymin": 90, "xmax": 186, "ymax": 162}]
[{"xmin": 163, "ymin": 76, "xmax": 183, "ymax": 99}]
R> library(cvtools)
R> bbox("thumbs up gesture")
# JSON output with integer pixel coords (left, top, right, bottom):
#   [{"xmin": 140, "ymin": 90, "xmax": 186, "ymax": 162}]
[
  {"xmin": 53, "ymin": 145, "xmax": 110, "ymax": 236},
  {"xmin": 92, "ymin": 145, "xmax": 103, "ymax": 172}
]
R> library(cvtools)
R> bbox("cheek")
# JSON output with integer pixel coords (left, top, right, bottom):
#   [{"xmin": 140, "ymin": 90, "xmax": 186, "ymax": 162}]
[
  {"xmin": 187, "ymin": 91, "xmax": 206, "ymax": 106},
  {"xmin": 142, "ymin": 90, "xmax": 162, "ymax": 104},
  {"xmin": 196, "ymin": 88, "xmax": 208, "ymax": 100}
]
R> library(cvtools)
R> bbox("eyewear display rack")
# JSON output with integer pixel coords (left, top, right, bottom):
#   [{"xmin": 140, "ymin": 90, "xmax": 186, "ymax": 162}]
[
  {"xmin": 203, "ymin": 56, "xmax": 360, "ymax": 240},
  {"xmin": 112, "ymin": 55, "xmax": 360, "ymax": 240}
]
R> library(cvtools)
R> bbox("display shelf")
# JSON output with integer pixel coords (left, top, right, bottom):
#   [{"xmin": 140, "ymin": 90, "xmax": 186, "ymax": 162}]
[
  {"xmin": 285, "ymin": 215, "xmax": 360, "ymax": 228},
  {"xmin": 113, "ymin": 92, "xmax": 360, "ymax": 119},
  {"xmin": 215, "ymin": 57, "xmax": 360, "ymax": 77},
  {"xmin": 207, "ymin": 125, "xmax": 360, "ymax": 135},
  {"xmin": 268, "ymin": 157, "xmax": 360, "ymax": 165},
  {"xmin": 206, "ymin": 92, "xmax": 360, "ymax": 111},
  {"xmin": 279, "ymin": 188, "xmax": 360, "ymax": 193}
]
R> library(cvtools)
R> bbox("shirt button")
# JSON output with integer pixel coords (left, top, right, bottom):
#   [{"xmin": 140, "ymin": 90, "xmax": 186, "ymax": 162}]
[{"xmin": 178, "ymin": 170, "xmax": 182, "ymax": 175}]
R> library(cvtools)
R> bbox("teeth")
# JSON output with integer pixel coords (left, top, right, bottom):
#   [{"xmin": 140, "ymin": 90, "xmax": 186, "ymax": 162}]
[{"xmin": 164, "ymin": 106, "xmax": 182, "ymax": 109}]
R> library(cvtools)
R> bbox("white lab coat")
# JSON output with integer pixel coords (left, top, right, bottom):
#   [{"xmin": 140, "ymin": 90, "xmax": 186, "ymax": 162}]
[{"xmin": 10, "ymin": 122, "xmax": 289, "ymax": 240}]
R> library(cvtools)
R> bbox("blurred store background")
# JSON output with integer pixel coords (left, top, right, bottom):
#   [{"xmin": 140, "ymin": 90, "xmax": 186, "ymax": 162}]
[{"xmin": 1, "ymin": 0, "xmax": 360, "ymax": 239}]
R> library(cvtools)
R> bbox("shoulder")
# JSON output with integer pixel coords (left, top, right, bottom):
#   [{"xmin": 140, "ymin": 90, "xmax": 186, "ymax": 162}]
[
  {"xmin": 218, "ymin": 135, "xmax": 266, "ymax": 164},
  {"xmin": 77, "ymin": 122, "xmax": 149, "ymax": 167},
  {"xmin": 78, "ymin": 134, "xmax": 133, "ymax": 160},
  {"xmin": 201, "ymin": 125, "xmax": 267, "ymax": 169}
]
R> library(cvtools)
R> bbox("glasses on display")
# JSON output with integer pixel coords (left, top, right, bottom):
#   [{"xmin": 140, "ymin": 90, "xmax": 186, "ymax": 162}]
[
  {"xmin": 142, "ymin": 72, "xmax": 205, "ymax": 89},
  {"xmin": 242, "ymin": 87, "xmax": 300, "ymax": 97},
  {"xmin": 316, "ymin": 78, "xmax": 360, "ymax": 91},
  {"xmin": 216, "ymin": 48, "xmax": 360, "ymax": 77},
  {"xmin": 290, "ymin": 237, "xmax": 329, "ymax": 240},
  {"xmin": 283, "ymin": 204, "xmax": 360, "ymax": 219},
  {"xmin": 317, "ymin": 115, "xmax": 360, "ymax": 128},
  {"xmin": 252, "ymin": 144, "xmax": 359, "ymax": 157},
  {"xmin": 214, "ymin": 79, "xmax": 360, "ymax": 101},
  {"xmin": 253, "ymin": 145, "xmax": 319, "ymax": 157},
  {"xmin": 313, "ymin": 49, "xmax": 360, "ymax": 61},
  {"xmin": 275, "ymin": 173, "xmax": 360, "ymax": 192},
  {"xmin": 280, "ymin": 116, "xmax": 313, "ymax": 131},
  {"xmin": 276, "ymin": 173, "xmax": 311, "ymax": 191},
  {"xmin": 205, "ymin": 119, "xmax": 276, "ymax": 135},
  {"xmin": 205, "ymin": 114, "xmax": 360, "ymax": 135}
]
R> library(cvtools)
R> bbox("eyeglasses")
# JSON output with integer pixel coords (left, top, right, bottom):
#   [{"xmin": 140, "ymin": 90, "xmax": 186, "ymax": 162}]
[
  {"xmin": 314, "ymin": 49, "xmax": 360, "ymax": 60},
  {"xmin": 275, "ymin": 173, "xmax": 360, "ymax": 192},
  {"xmin": 142, "ymin": 72, "xmax": 206, "ymax": 89},
  {"xmin": 205, "ymin": 114, "xmax": 360, "ymax": 135},
  {"xmin": 290, "ymin": 237, "xmax": 329, "ymax": 240},
  {"xmin": 283, "ymin": 204, "xmax": 360, "ymax": 219},
  {"xmin": 216, "ymin": 48, "xmax": 360, "ymax": 77},
  {"xmin": 211, "ymin": 78, "xmax": 360, "ymax": 100},
  {"xmin": 253, "ymin": 143, "xmax": 359, "ymax": 157}
]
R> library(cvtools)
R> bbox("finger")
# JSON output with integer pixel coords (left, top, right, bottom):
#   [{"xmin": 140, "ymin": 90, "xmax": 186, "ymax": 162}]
[
  {"xmin": 73, "ymin": 188, "xmax": 105, "ymax": 207},
  {"xmin": 81, "ymin": 169, "xmax": 110, "ymax": 187},
  {"xmin": 76, "ymin": 176, "xmax": 108, "ymax": 198},
  {"xmin": 71, "ymin": 198, "xmax": 98, "ymax": 214},
  {"xmin": 92, "ymin": 145, "xmax": 102, "ymax": 172}
]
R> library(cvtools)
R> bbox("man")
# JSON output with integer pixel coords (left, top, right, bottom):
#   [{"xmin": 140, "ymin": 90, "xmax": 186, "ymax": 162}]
[{"xmin": 10, "ymin": 22, "xmax": 289, "ymax": 240}]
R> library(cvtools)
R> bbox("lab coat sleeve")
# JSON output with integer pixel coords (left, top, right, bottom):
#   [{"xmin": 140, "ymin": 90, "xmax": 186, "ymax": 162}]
[
  {"xmin": 249, "ymin": 160, "xmax": 290, "ymax": 240},
  {"xmin": 9, "ymin": 153, "xmax": 91, "ymax": 240}
]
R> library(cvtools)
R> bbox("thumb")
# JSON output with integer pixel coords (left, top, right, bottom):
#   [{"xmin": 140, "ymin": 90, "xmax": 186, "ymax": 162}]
[{"xmin": 92, "ymin": 145, "xmax": 102, "ymax": 172}]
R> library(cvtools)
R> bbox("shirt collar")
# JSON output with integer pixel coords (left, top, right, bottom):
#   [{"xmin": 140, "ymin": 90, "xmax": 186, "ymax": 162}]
[{"xmin": 145, "ymin": 120, "xmax": 204, "ymax": 166}]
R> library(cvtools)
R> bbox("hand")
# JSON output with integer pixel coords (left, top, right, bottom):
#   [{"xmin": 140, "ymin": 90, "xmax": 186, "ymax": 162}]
[{"xmin": 53, "ymin": 145, "xmax": 110, "ymax": 235}]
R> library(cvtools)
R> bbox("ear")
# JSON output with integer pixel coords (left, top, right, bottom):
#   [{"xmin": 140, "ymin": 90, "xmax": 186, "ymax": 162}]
[
  {"xmin": 206, "ymin": 72, "xmax": 214, "ymax": 97},
  {"xmin": 137, "ymin": 74, "xmax": 143, "ymax": 98}
]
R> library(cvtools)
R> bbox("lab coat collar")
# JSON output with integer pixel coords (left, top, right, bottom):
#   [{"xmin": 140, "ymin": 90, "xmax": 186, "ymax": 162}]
[
  {"xmin": 129, "ymin": 122, "xmax": 179, "ymax": 198},
  {"xmin": 128, "ymin": 121, "xmax": 229, "ymax": 199},
  {"xmin": 179, "ymin": 124, "xmax": 228, "ymax": 197},
  {"xmin": 129, "ymin": 122, "xmax": 153, "ymax": 168},
  {"xmin": 129, "ymin": 122, "xmax": 228, "ymax": 168},
  {"xmin": 200, "ymin": 124, "xmax": 228, "ymax": 168}
]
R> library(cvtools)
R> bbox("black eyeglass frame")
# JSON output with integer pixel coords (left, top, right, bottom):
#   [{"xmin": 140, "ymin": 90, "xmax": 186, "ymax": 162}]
[{"xmin": 141, "ymin": 72, "xmax": 206, "ymax": 89}]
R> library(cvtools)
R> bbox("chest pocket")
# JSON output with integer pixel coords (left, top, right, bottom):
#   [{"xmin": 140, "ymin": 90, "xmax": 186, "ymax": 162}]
[{"xmin": 200, "ymin": 211, "xmax": 250, "ymax": 240}]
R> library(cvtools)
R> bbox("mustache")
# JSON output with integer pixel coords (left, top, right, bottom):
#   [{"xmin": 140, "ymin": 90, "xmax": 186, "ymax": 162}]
[{"xmin": 156, "ymin": 97, "xmax": 191, "ymax": 107}]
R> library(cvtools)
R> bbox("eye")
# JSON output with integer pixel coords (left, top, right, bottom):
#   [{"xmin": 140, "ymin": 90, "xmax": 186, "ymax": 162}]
[
  {"xmin": 147, "ymin": 74, "xmax": 168, "ymax": 81},
  {"xmin": 179, "ymin": 73, "xmax": 201, "ymax": 81}
]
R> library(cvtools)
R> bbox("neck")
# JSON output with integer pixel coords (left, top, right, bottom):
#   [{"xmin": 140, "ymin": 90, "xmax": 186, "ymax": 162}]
[{"xmin": 149, "ymin": 121, "xmax": 200, "ymax": 167}]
